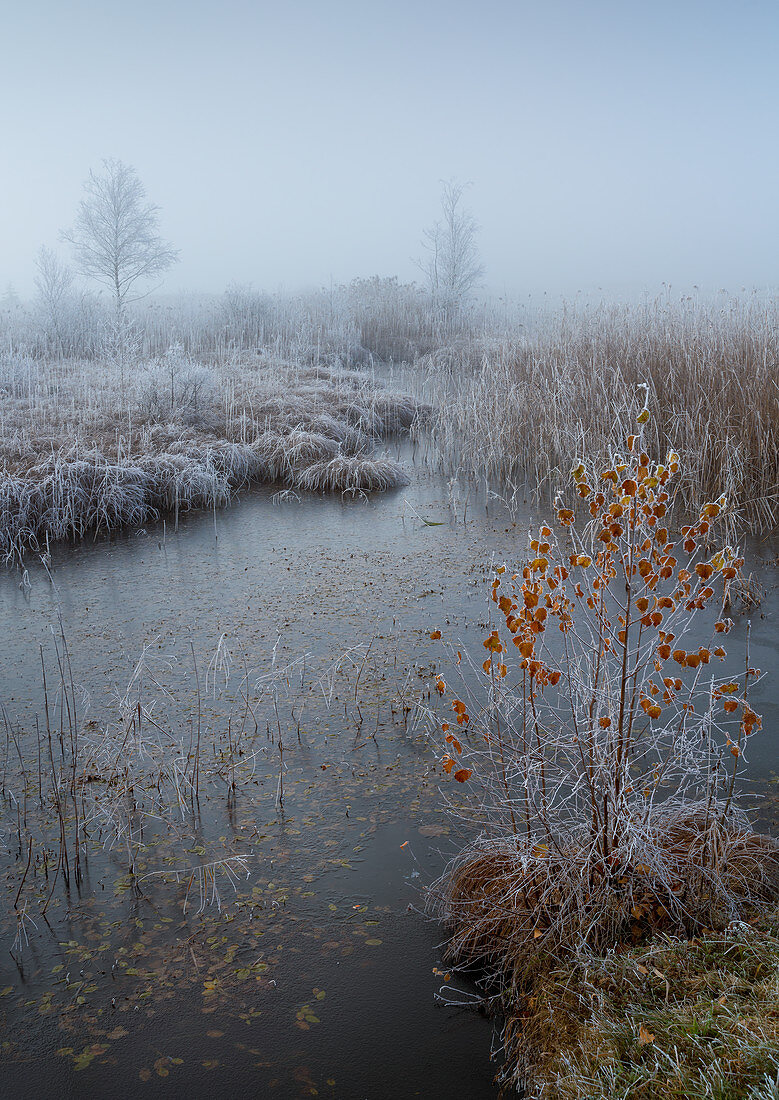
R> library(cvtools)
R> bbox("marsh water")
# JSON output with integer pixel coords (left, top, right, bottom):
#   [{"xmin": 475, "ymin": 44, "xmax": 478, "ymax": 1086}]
[{"xmin": 0, "ymin": 444, "xmax": 777, "ymax": 1099}]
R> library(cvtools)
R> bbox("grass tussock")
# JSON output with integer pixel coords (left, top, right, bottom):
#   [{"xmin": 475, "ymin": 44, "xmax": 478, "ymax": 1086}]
[
  {"xmin": 0, "ymin": 350, "xmax": 426, "ymax": 560},
  {"xmin": 296, "ymin": 454, "xmax": 409, "ymax": 494},
  {"xmin": 424, "ymin": 297, "xmax": 779, "ymax": 532},
  {"xmin": 441, "ymin": 808, "xmax": 779, "ymax": 979}
]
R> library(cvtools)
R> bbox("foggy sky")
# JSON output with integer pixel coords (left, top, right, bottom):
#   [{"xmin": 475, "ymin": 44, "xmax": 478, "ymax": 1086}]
[{"xmin": 2, "ymin": 0, "xmax": 777, "ymax": 300}]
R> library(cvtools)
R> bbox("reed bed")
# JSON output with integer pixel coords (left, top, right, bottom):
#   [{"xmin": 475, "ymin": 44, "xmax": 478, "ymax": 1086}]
[
  {"xmin": 422, "ymin": 296, "xmax": 779, "ymax": 533},
  {"xmin": 0, "ymin": 350, "xmax": 425, "ymax": 561}
]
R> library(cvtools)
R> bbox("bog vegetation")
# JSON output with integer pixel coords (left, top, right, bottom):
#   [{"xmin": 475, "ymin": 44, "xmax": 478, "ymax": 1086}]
[
  {"xmin": 3, "ymin": 283, "xmax": 778, "ymax": 552},
  {"xmin": 0, "ymin": 349, "xmax": 425, "ymax": 563}
]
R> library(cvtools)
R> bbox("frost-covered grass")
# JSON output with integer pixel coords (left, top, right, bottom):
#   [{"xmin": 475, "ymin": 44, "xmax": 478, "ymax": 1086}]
[
  {"xmin": 421, "ymin": 296, "xmax": 779, "ymax": 533},
  {"xmin": 519, "ymin": 913, "xmax": 779, "ymax": 1100},
  {"xmin": 0, "ymin": 350, "xmax": 426, "ymax": 561}
]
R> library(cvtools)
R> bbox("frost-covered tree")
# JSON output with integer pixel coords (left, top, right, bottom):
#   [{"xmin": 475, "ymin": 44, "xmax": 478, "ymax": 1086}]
[
  {"xmin": 418, "ymin": 180, "xmax": 484, "ymax": 315},
  {"xmin": 62, "ymin": 159, "xmax": 178, "ymax": 364},
  {"xmin": 34, "ymin": 246, "xmax": 74, "ymax": 353}
]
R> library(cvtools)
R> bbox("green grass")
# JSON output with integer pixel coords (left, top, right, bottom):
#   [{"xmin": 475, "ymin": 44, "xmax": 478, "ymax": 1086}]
[{"xmin": 521, "ymin": 911, "xmax": 779, "ymax": 1099}]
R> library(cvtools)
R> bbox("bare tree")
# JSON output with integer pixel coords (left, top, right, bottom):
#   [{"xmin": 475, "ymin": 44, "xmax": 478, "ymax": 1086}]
[
  {"xmin": 34, "ymin": 247, "xmax": 74, "ymax": 354},
  {"xmin": 62, "ymin": 159, "xmax": 178, "ymax": 366},
  {"xmin": 418, "ymin": 180, "xmax": 484, "ymax": 317}
]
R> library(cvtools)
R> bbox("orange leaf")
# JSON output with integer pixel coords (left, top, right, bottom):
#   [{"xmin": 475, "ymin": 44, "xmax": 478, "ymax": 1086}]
[
  {"xmin": 429, "ymin": 630, "xmax": 442, "ymax": 640},
  {"xmin": 638, "ymin": 1024, "xmax": 655, "ymax": 1046},
  {"xmin": 454, "ymin": 768, "xmax": 472, "ymax": 783}
]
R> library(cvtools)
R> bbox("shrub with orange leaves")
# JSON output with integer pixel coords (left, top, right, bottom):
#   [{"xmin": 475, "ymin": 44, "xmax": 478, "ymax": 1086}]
[{"xmin": 428, "ymin": 407, "xmax": 778, "ymax": 1036}]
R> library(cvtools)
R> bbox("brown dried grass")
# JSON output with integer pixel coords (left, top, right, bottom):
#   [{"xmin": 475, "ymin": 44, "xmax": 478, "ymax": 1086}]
[
  {"xmin": 440, "ymin": 810, "xmax": 779, "ymax": 985},
  {"xmin": 424, "ymin": 297, "xmax": 779, "ymax": 533}
]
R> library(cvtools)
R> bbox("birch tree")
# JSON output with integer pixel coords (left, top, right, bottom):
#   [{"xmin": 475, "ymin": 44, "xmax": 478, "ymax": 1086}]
[
  {"xmin": 34, "ymin": 246, "xmax": 73, "ymax": 354},
  {"xmin": 62, "ymin": 159, "xmax": 178, "ymax": 367},
  {"xmin": 419, "ymin": 180, "xmax": 484, "ymax": 318}
]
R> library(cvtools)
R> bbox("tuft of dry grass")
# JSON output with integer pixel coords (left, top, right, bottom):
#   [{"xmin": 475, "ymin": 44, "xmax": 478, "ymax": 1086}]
[
  {"xmin": 440, "ymin": 809, "xmax": 779, "ymax": 981},
  {"xmin": 295, "ymin": 454, "xmax": 409, "ymax": 494},
  {"xmin": 439, "ymin": 824, "xmax": 779, "ymax": 1097}
]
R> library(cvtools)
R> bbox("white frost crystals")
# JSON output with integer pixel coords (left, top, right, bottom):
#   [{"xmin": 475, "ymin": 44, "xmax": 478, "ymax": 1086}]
[{"xmin": 0, "ymin": 355, "xmax": 425, "ymax": 563}]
